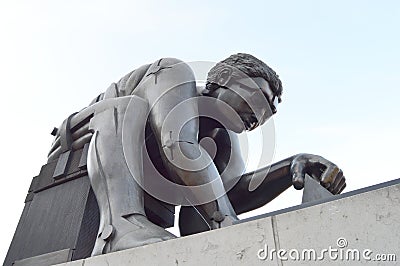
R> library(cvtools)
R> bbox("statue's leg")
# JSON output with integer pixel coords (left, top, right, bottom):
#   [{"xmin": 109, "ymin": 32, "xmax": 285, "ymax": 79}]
[{"xmin": 87, "ymin": 96, "xmax": 175, "ymax": 256}]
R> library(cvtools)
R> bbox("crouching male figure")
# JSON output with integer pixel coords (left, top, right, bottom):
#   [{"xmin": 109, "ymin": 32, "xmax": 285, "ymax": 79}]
[{"xmin": 48, "ymin": 53, "xmax": 346, "ymax": 255}]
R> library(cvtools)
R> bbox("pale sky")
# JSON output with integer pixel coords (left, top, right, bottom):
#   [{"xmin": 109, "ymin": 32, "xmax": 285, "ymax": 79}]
[{"xmin": 1, "ymin": 0, "xmax": 399, "ymax": 262}]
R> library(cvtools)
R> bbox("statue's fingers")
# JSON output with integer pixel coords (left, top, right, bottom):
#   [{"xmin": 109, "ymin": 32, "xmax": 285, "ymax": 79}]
[
  {"xmin": 329, "ymin": 170, "xmax": 343, "ymax": 193},
  {"xmin": 338, "ymin": 181, "xmax": 347, "ymax": 194},
  {"xmin": 320, "ymin": 162, "xmax": 340, "ymax": 189},
  {"xmin": 333, "ymin": 176, "xmax": 346, "ymax": 194}
]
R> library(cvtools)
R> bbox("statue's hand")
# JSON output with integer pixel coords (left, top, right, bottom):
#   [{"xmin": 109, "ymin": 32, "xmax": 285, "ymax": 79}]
[{"xmin": 290, "ymin": 153, "xmax": 346, "ymax": 194}]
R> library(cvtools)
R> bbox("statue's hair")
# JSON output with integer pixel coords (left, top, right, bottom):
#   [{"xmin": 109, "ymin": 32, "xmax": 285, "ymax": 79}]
[{"xmin": 206, "ymin": 53, "xmax": 283, "ymax": 97}]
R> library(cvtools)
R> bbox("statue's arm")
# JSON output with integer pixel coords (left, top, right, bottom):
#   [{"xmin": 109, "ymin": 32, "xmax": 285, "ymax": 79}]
[
  {"xmin": 227, "ymin": 156, "xmax": 295, "ymax": 215},
  {"xmin": 207, "ymin": 128, "xmax": 346, "ymax": 215},
  {"xmin": 141, "ymin": 58, "xmax": 238, "ymax": 224},
  {"xmin": 143, "ymin": 58, "xmax": 218, "ymax": 189},
  {"xmin": 202, "ymin": 127, "xmax": 296, "ymax": 215},
  {"xmin": 227, "ymin": 153, "xmax": 346, "ymax": 214}
]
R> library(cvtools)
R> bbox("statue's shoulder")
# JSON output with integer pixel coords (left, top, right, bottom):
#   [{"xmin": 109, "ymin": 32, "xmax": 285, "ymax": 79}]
[
  {"xmin": 87, "ymin": 63, "xmax": 152, "ymax": 106},
  {"xmin": 116, "ymin": 63, "xmax": 152, "ymax": 96},
  {"xmin": 88, "ymin": 57, "xmax": 193, "ymax": 105}
]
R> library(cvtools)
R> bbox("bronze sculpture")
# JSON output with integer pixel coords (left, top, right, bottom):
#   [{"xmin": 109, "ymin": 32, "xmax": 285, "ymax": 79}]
[{"xmin": 47, "ymin": 53, "xmax": 346, "ymax": 255}]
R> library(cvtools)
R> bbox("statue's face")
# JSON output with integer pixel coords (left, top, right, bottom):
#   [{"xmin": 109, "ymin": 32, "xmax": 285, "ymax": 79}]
[{"xmin": 213, "ymin": 77, "xmax": 278, "ymax": 133}]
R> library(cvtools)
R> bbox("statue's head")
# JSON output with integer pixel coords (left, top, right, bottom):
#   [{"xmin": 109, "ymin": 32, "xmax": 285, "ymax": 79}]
[{"xmin": 204, "ymin": 53, "xmax": 283, "ymax": 132}]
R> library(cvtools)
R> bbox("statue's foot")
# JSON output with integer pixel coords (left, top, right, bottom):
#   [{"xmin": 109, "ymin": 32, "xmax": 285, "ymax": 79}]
[
  {"xmin": 111, "ymin": 214, "xmax": 176, "ymax": 252},
  {"xmin": 92, "ymin": 214, "xmax": 176, "ymax": 255}
]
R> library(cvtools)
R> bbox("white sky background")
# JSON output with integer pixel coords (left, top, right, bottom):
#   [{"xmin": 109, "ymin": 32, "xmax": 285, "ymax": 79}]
[{"xmin": 1, "ymin": 0, "xmax": 399, "ymax": 262}]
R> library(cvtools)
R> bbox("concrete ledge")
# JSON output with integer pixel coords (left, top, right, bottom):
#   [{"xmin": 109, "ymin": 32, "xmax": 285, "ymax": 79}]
[{"xmin": 56, "ymin": 179, "xmax": 400, "ymax": 265}]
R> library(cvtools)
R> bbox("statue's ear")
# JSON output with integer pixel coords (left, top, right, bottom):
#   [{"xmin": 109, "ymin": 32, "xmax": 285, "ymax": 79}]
[{"xmin": 217, "ymin": 66, "xmax": 233, "ymax": 87}]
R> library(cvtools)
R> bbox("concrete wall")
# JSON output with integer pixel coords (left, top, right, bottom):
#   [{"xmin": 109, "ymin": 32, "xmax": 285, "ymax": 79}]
[{"xmin": 55, "ymin": 179, "xmax": 400, "ymax": 266}]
